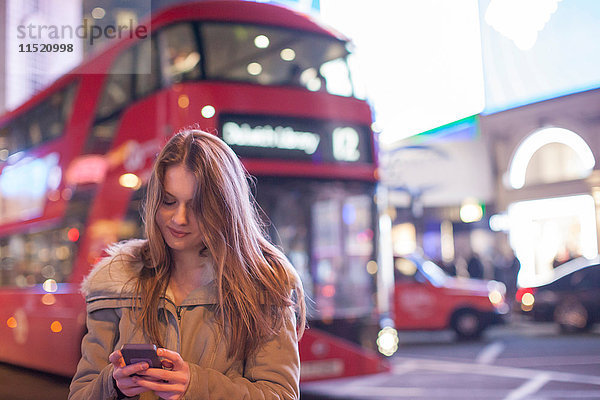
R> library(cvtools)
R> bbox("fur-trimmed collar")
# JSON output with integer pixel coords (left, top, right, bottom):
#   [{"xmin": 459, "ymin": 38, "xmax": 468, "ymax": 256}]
[
  {"xmin": 81, "ymin": 239, "xmax": 217, "ymax": 304},
  {"xmin": 81, "ymin": 239, "xmax": 147, "ymax": 298}
]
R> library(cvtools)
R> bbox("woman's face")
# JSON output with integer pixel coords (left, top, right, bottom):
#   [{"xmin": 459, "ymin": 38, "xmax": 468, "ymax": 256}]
[{"xmin": 156, "ymin": 164, "xmax": 205, "ymax": 256}]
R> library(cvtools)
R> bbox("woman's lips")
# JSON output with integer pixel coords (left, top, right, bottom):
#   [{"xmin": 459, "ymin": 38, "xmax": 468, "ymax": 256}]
[{"xmin": 168, "ymin": 226, "xmax": 189, "ymax": 238}]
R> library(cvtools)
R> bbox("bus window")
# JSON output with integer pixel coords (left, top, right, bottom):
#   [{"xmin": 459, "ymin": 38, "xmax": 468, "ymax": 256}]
[
  {"xmin": 200, "ymin": 22, "xmax": 356, "ymax": 97},
  {"xmin": 61, "ymin": 82, "xmax": 77, "ymax": 122},
  {"xmin": 255, "ymin": 178, "xmax": 375, "ymax": 319},
  {"xmin": 135, "ymin": 36, "xmax": 161, "ymax": 99},
  {"xmin": 346, "ymin": 53, "xmax": 367, "ymax": 100},
  {"xmin": 9, "ymin": 119, "xmax": 28, "ymax": 154},
  {"xmin": 27, "ymin": 120, "xmax": 43, "ymax": 146},
  {"xmin": 319, "ymin": 58, "xmax": 353, "ymax": 97},
  {"xmin": 34, "ymin": 88, "xmax": 76, "ymax": 142},
  {"xmin": 118, "ymin": 184, "xmax": 146, "ymax": 241},
  {"xmin": 258, "ymin": 186, "xmax": 313, "ymax": 302},
  {"xmin": 0, "ymin": 228, "xmax": 75, "ymax": 288},
  {"xmin": 158, "ymin": 23, "xmax": 201, "ymax": 84},
  {"xmin": 0, "ymin": 83, "xmax": 77, "ymax": 157},
  {"xmin": 84, "ymin": 118, "xmax": 120, "ymax": 155},
  {"xmin": 0, "ymin": 187, "xmax": 94, "ymax": 287},
  {"xmin": 96, "ymin": 49, "xmax": 134, "ymax": 120},
  {"xmin": 86, "ymin": 50, "xmax": 134, "ymax": 154},
  {"xmin": 0, "ymin": 128, "xmax": 8, "ymax": 161}
]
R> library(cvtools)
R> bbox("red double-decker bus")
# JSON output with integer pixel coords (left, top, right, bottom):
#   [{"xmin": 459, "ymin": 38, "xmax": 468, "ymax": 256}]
[{"xmin": 0, "ymin": 0, "xmax": 388, "ymax": 382}]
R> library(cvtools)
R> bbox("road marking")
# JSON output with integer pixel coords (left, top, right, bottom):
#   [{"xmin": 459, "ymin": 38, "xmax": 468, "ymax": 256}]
[
  {"xmin": 497, "ymin": 355, "xmax": 600, "ymax": 368},
  {"xmin": 302, "ymin": 356, "xmax": 600, "ymax": 399},
  {"xmin": 391, "ymin": 359, "xmax": 417, "ymax": 374},
  {"xmin": 303, "ymin": 386, "xmax": 600, "ymax": 398},
  {"xmin": 503, "ymin": 373, "xmax": 552, "ymax": 400},
  {"xmin": 393, "ymin": 357, "xmax": 600, "ymax": 385},
  {"xmin": 328, "ymin": 386, "xmax": 426, "ymax": 397},
  {"xmin": 345, "ymin": 372, "xmax": 402, "ymax": 387},
  {"xmin": 476, "ymin": 341, "xmax": 505, "ymax": 364}
]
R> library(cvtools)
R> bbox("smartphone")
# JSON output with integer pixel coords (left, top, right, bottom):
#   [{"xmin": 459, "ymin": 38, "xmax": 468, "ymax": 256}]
[{"xmin": 120, "ymin": 344, "xmax": 162, "ymax": 369}]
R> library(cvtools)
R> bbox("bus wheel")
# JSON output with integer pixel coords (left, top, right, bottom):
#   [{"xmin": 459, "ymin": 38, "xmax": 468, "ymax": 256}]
[{"xmin": 451, "ymin": 309, "xmax": 483, "ymax": 340}]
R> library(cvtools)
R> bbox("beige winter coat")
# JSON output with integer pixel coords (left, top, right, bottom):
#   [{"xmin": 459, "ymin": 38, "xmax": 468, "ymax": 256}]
[{"xmin": 68, "ymin": 239, "xmax": 300, "ymax": 400}]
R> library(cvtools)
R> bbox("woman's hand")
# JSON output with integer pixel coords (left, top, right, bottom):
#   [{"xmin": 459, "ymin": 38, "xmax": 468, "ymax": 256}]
[
  {"xmin": 109, "ymin": 350, "xmax": 151, "ymax": 397},
  {"xmin": 133, "ymin": 348, "xmax": 191, "ymax": 400}
]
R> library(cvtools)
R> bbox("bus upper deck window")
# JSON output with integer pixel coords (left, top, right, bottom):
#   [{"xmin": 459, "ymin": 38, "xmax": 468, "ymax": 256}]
[
  {"xmin": 347, "ymin": 53, "xmax": 367, "ymax": 100},
  {"xmin": 96, "ymin": 49, "xmax": 134, "ymax": 120},
  {"xmin": 61, "ymin": 83, "xmax": 77, "ymax": 122},
  {"xmin": 319, "ymin": 58, "xmax": 352, "ymax": 97},
  {"xmin": 135, "ymin": 37, "xmax": 160, "ymax": 98},
  {"xmin": 31, "ymin": 91, "xmax": 67, "ymax": 142},
  {"xmin": 200, "ymin": 22, "xmax": 358, "ymax": 97},
  {"xmin": 11, "ymin": 120, "xmax": 28, "ymax": 153},
  {"xmin": 158, "ymin": 24, "xmax": 201, "ymax": 84},
  {"xmin": 0, "ymin": 129, "xmax": 8, "ymax": 161},
  {"xmin": 0, "ymin": 82, "xmax": 76, "ymax": 157}
]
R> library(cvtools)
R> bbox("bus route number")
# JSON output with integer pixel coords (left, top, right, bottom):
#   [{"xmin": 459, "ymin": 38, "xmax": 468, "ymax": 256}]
[{"xmin": 332, "ymin": 127, "xmax": 360, "ymax": 162}]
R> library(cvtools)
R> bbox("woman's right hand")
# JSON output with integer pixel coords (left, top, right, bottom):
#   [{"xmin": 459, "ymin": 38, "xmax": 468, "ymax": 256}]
[{"xmin": 109, "ymin": 350, "xmax": 151, "ymax": 397}]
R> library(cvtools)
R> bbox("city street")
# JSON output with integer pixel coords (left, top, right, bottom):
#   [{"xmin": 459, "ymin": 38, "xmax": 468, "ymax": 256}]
[
  {"xmin": 302, "ymin": 317, "xmax": 600, "ymax": 399},
  {"xmin": 1, "ymin": 317, "xmax": 599, "ymax": 399},
  {"xmin": 1, "ymin": 2, "xmax": 599, "ymax": 400}
]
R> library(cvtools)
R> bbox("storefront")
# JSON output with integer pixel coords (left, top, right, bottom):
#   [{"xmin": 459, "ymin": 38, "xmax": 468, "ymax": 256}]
[{"xmin": 480, "ymin": 88, "xmax": 600, "ymax": 287}]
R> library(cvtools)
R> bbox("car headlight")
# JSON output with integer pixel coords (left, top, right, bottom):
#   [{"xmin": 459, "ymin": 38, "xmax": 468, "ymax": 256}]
[
  {"xmin": 488, "ymin": 290, "xmax": 504, "ymax": 305},
  {"xmin": 487, "ymin": 280, "xmax": 507, "ymax": 296}
]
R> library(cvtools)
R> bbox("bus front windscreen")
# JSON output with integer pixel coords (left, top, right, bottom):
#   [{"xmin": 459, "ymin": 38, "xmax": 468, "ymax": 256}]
[
  {"xmin": 200, "ymin": 22, "xmax": 356, "ymax": 97},
  {"xmin": 255, "ymin": 178, "xmax": 376, "ymax": 320}
]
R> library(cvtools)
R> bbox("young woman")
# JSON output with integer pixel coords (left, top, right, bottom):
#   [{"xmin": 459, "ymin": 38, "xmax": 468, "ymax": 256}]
[{"xmin": 69, "ymin": 130, "xmax": 306, "ymax": 400}]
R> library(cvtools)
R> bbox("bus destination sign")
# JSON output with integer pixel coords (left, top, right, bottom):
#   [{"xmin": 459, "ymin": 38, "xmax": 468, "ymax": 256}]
[{"xmin": 219, "ymin": 114, "xmax": 372, "ymax": 164}]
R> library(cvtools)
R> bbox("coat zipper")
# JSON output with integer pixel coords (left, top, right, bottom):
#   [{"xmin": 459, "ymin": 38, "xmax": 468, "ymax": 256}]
[
  {"xmin": 165, "ymin": 297, "xmax": 184, "ymax": 322},
  {"xmin": 165, "ymin": 297, "xmax": 183, "ymax": 354}
]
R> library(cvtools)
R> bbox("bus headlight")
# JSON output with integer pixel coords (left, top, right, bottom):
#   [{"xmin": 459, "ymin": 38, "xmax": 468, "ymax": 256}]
[{"xmin": 376, "ymin": 326, "xmax": 399, "ymax": 357}]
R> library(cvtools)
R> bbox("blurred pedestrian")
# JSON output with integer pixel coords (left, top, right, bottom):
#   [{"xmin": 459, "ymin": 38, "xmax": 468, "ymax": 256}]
[
  {"xmin": 69, "ymin": 130, "xmax": 306, "ymax": 400},
  {"xmin": 492, "ymin": 235, "xmax": 520, "ymax": 304},
  {"xmin": 467, "ymin": 253, "xmax": 484, "ymax": 279},
  {"xmin": 505, "ymin": 255, "xmax": 520, "ymax": 303}
]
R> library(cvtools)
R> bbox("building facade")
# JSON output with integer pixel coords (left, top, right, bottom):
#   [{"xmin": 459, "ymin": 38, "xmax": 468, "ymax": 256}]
[{"xmin": 480, "ymin": 87, "xmax": 600, "ymax": 286}]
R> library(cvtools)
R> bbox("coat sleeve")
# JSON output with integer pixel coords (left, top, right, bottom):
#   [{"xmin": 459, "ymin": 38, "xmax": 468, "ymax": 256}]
[
  {"xmin": 68, "ymin": 307, "xmax": 129, "ymax": 400},
  {"xmin": 183, "ymin": 308, "xmax": 300, "ymax": 400}
]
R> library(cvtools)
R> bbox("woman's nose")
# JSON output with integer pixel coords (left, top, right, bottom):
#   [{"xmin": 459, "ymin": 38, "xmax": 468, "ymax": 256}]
[{"xmin": 172, "ymin": 205, "xmax": 188, "ymax": 225}]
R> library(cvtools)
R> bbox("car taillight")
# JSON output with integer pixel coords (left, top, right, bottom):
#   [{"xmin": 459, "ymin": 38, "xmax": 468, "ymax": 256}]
[
  {"xmin": 515, "ymin": 287, "xmax": 536, "ymax": 303},
  {"xmin": 516, "ymin": 287, "xmax": 537, "ymax": 311}
]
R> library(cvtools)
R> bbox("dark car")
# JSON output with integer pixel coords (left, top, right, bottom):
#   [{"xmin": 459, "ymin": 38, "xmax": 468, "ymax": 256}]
[{"xmin": 515, "ymin": 256, "xmax": 600, "ymax": 332}]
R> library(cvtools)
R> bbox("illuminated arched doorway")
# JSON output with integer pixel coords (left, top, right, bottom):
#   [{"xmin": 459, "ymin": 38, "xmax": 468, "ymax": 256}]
[{"xmin": 506, "ymin": 127, "xmax": 597, "ymax": 286}]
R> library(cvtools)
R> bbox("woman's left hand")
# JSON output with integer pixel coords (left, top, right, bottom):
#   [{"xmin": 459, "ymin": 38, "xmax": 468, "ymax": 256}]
[{"xmin": 132, "ymin": 348, "xmax": 190, "ymax": 400}]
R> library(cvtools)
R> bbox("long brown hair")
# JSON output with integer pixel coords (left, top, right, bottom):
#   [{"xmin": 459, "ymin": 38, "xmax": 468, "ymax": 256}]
[{"xmin": 136, "ymin": 129, "xmax": 305, "ymax": 360}]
